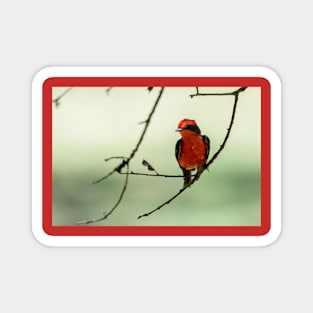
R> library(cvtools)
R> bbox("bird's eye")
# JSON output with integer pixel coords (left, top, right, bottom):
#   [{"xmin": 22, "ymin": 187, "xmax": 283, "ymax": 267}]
[{"xmin": 184, "ymin": 124, "xmax": 201, "ymax": 134}]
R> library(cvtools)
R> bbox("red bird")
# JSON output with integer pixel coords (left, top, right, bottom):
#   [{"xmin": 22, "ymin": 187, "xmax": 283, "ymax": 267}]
[{"xmin": 175, "ymin": 119, "xmax": 210, "ymax": 187}]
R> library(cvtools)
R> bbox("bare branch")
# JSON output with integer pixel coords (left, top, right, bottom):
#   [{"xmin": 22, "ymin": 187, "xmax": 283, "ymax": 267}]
[
  {"xmin": 120, "ymin": 171, "xmax": 186, "ymax": 178},
  {"xmin": 105, "ymin": 156, "xmax": 127, "ymax": 162},
  {"xmin": 90, "ymin": 157, "xmax": 127, "ymax": 184},
  {"xmin": 106, "ymin": 87, "xmax": 113, "ymax": 95},
  {"xmin": 80, "ymin": 87, "xmax": 165, "ymax": 224},
  {"xmin": 138, "ymin": 87, "xmax": 247, "ymax": 219},
  {"xmin": 128, "ymin": 87, "xmax": 165, "ymax": 160},
  {"xmin": 138, "ymin": 184, "xmax": 188, "ymax": 219},
  {"xmin": 77, "ymin": 164, "xmax": 130, "ymax": 224},
  {"xmin": 138, "ymin": 170, "xmax": 200, "ymax": 219},
  {"xmin": 205, "ymin": 93, "xmax": 239, "ymax": 168},
  {"xmin": 53, "ymin": 87, "xmax": 73, "ymax": 107},
  {"xmin": 190, "ymin": 86, "xmax": 247, "ymax": 98},
  {"xmin": 91, "ymin": 87, "xmax": 165, "ymax": 184}
]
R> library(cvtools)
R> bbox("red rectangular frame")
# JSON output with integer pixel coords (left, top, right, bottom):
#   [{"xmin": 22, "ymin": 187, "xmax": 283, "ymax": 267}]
[{"xmin": 42, "ymin": 77, "xmax": 271, "ymax": 236}]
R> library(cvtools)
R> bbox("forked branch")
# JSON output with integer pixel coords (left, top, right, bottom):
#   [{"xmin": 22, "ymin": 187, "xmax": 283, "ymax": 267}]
[
  {"xmin": 78, "ymin": 87, "xmax": 165, "ymax": 224},
  {"xmin": 90, "ymin": 87, "xmax": 165, "ymax": 185},
  {"xmin": 138, "ymin": 86, "xmax": 247, "ymax": 219}
]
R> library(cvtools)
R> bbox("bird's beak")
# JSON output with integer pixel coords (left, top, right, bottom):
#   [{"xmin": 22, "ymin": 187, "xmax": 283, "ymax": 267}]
[{"xmin": 175, "ymin": 128, "xmax": 183, "ymax": 132}]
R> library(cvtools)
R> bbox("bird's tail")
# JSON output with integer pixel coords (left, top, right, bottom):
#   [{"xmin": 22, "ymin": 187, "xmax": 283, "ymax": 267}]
[{"xmin": 182, "ymin": 169, "xmax": 192, "ymax": 188}]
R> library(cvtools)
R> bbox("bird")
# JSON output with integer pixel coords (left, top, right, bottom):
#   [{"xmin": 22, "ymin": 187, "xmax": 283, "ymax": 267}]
[{"xmin": 175, "ymin": 119, "xmax": 210, "ymax": 187}]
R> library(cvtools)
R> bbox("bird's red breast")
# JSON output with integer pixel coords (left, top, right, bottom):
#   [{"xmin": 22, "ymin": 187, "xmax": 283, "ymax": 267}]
[{"xmin": 177, "ymin": 131, "xmax": 208, "ymax": 170}]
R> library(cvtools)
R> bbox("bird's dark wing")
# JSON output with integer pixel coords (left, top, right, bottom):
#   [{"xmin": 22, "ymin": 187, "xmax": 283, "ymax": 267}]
[
  {"xmin": 175, "ymin": 138, "xmax": 191, "ymax": 187},
  {"xmin": 175, "ymin": 138, "xmax": 182, "ymax": 161},
  {"xmin": 202, "ymin": 135, "xmax": 210, "ymax": 160}
]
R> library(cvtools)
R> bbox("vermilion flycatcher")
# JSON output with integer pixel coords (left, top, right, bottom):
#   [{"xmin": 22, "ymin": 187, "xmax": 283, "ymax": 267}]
[{"xmin": 175, "ymin": 119, "xmax": 210, "ymax": 187}]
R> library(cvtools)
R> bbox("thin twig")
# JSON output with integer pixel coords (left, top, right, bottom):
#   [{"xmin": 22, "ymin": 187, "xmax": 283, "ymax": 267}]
[
  {"xmin": 137, "ymin": 162, "xmax": 201, "ymax": 219},
  {"xmin": 138, "ymin": 86, "xmax": 247, "ymax": 219},
  {"xmin": 90, "ymin": 157, "xmax": 127, "ymax": 184},
  {"xmin": 128, "ymin": 87, "xmax": 165, "ymax": 160},
  {"xmin": 106, "ymin": 87, "xmax": 113, "ymax": 95},
  {"xmin": 52, "ymin": 87, "xmax": 73, "ymax": 107},
  {"xmin": 138, "ymin": 181, "xmax": 193, "ymax": 219},
  {"xmin": 90, "ymin": 167, "xmax": 122, "ymax": 185},
  {"xmin": 190, "ymin": 87, "xmax": 247, "ymax": 98},
  {"xmin": 77, "ymin": 164, "xmax": 130, "ymax": 224},
  {"xmin": 91, "ymin": 87, "xmax": 165, "ymax": 184},
  {"xmin": 120, "ymin": 171, "xmax": 187, "ymax": 178},
  {"xmin": 205, "ymin": 92, "xmax": 242, "ymax": 168}
]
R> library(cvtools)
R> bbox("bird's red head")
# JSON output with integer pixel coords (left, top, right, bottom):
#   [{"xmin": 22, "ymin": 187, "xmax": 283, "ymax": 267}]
[
  {"xmin": 177, "ymin": 119, "xmax": 197, "ymax": 129},
  {"xmin": 176, "ymin": 119, "xmax": 201, "ymax": 135}
]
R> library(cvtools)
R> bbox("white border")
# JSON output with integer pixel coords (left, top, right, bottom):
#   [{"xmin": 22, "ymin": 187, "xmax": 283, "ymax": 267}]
[{"xmin": 32, "ymin": 66, "xmax": 281, "ymax": 247}]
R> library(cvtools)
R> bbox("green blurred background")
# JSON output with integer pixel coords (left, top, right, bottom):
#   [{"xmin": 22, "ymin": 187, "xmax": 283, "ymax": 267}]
[{"xmin": 52, "ymin": 86, "xmax": 261, "ymax": 226}]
